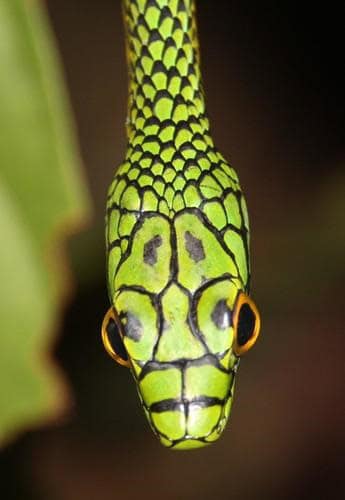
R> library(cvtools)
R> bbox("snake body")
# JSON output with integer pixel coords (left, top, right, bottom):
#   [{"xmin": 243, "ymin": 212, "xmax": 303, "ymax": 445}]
[{"xmin": 102, "ymin": 0, "xmax": 260, "ymax": 450}]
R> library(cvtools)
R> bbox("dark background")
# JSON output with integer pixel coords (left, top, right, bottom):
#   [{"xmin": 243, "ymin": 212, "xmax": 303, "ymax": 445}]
[{"xmin": 1, "ymin": 1, "xmax": 345, "ymax": 499}]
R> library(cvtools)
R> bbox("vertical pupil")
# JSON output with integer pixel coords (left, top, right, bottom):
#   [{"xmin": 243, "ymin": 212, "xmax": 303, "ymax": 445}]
[
  {"xmin": 237, "ymin": 303, "xmax": 256, "ymax": 346},
  {"xmin": 106, "ymin": 317, "xmax": 128, "ymax": 361}
]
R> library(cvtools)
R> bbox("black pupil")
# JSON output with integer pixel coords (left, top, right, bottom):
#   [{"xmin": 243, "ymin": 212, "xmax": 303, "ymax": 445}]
[
  {"xmin": 237, "ymin": 303, "xmax": 256, "ymax": 346},
  {"xmin": 106, "ymin": 318, "xmax": 128, "ymax": 361}
]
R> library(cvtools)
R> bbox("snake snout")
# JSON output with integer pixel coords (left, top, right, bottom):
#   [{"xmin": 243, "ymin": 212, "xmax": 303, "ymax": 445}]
[
  {"xmin": 137, "ymin": 357, "xmax": 234, "ymax": 449},
  {"xmin": 146, "ymin": 396, "xmax": 231, "ymax": 450}
]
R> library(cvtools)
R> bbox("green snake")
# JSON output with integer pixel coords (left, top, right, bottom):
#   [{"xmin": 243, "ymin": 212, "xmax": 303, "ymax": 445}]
[{"xmin": 102, "ymin": 0, "xmax": 260, "ymax": 450}]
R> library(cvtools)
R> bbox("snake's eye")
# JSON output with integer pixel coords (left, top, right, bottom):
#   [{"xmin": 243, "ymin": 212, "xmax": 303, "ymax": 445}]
[
  {"xmin": 232, "ymin": 292, "xmax": 260, "ymax": 356},
  {"xmin": 101, "ymin": 307, "xmax": 130, "ymax": 367}
]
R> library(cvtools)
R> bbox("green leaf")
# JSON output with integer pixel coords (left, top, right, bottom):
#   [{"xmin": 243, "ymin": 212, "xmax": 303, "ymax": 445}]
[{"xmin": 0, "ymin": 0, "xmax": 91, "ymax": 444}]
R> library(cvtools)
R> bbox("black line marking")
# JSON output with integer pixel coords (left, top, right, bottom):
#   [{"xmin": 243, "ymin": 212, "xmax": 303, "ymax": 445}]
[
  {"xmin": 169, "ymin": 221, "xmax": 178, "ymax": 280},
  {"xmin": 138, "ymin": 353, "xmax": 229, "ymax": 382},
  {"xmin": 150, "ymin": 396, "xmax": 224, "ymax": 413},
  {"xmin": 150, "ymin": 399, "xmax": 185, "ymax": 413},
  {"xmin": 117, "ymin": 284, "xmax": 156, "ymax": 300}
]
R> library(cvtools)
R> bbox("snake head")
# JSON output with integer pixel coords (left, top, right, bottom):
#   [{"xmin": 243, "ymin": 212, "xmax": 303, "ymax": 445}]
[
  {"xmin": 103, "ymin": 209, "xmax": 260, "ymax": 449},
  {"xmin": 102, "ymin": 283, "xmax": 260, "ymax": 449}
]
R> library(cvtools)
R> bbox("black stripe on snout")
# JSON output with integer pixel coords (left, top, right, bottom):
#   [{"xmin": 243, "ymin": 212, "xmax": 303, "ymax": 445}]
[{"xmin": 150, "ymin": 396, "xmax": 224, "ymax": 413}]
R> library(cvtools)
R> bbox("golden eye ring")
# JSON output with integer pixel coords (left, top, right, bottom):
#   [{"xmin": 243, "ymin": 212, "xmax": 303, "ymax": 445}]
[
  {"xmin": 232, "ymin": 292, "xmax": 261, "ymax": 356},
  {"xmin": 101, "ymin": 306, "xmax": 130, "ymax": 367}
]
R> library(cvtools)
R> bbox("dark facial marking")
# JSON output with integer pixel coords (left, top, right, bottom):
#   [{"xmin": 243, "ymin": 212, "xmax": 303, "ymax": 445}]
[
  {"xmin": 121, "ymin": 312, "xmax": 143, "ymax": 342},
  {"xmin": 106, "ymin": 317, "xmax": 128, "ymax": 361},
  {"xmin": 143, "ymin": 235, "xmax": 162, "ymax": 265},
  {"xmin": 184, "ymin": 231, "xmax": 205, "ymax": 262},
  {"xmin": 211, "ymin": 299, "xmax": 231, "ymax": 329},
  {"xmin": 150, "ymin": 396, "xmax": 222, "ymax": 413},
  {"xmin": 237, "ymin": 303, "xmax": 256, "ymax": 346}
]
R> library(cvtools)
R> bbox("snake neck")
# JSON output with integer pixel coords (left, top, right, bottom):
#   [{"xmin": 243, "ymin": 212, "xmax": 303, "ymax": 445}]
[{"xmin": 123, "ymin": 0, "xmax": 213, "ymax": 149}]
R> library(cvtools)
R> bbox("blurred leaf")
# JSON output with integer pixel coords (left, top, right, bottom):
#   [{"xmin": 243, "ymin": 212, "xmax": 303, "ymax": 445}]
[{"xmin": 0, "ymin": 0, "xmax": 91, "ymax": 444}]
